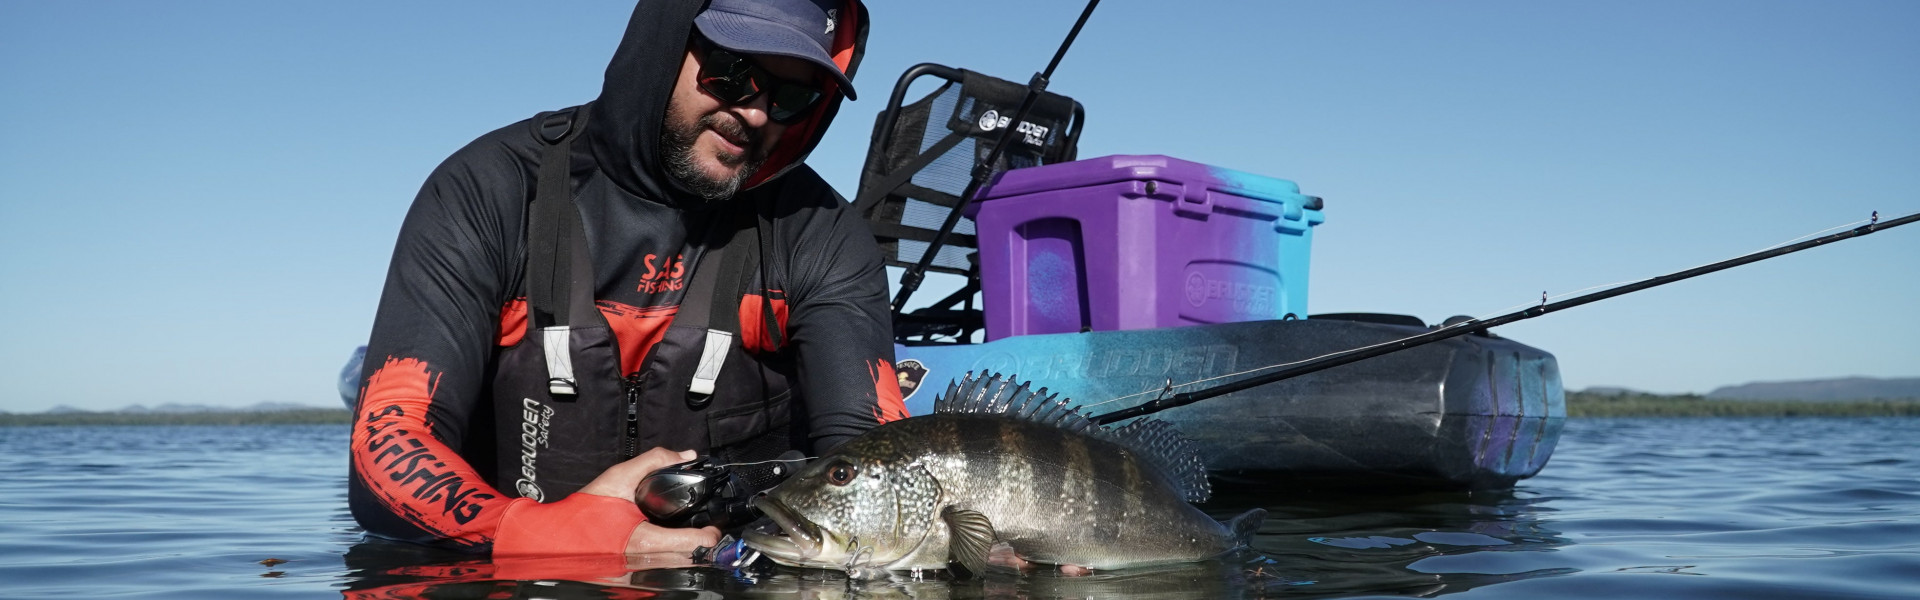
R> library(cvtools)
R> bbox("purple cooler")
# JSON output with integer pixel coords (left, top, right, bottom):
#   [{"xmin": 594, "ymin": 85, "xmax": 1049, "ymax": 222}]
[{"xmin": 970, "ymin": 154, "xmax": 1325, "ymax": 341}]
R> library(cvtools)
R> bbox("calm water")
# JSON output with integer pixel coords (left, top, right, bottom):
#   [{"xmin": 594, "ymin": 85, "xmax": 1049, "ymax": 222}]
[{"xmin": 2, "ymin": 418, "xmax": 1916, "ymax": 599}]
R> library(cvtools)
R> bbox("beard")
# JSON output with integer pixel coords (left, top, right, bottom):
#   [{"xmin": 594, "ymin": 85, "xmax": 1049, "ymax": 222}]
[{"xmin": 661, "ymin": 110, "xmax": 766, "ymax": 204}]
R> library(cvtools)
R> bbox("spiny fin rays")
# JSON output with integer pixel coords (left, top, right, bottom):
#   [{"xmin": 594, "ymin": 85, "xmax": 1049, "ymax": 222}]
[
  {"xmin": 932, "ymin": 372, "xmax": 1211, "ymax": 496},
  {"xmin": 937, "ymin": 372, "xmax": 1098, "ymax": 436}
]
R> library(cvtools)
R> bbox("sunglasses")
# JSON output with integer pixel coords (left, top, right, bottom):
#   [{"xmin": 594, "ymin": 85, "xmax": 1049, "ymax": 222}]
[{"xmin": 696, "ymin": 43, "xmax": 826, "ymax": 125}]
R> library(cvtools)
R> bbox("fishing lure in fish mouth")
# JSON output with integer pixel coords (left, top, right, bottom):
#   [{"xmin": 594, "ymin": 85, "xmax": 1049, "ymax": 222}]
[
  {"xmin": 695, "ymin": 535, "xmax": 760, "ymax": 570},
  {"xmin": 841, "ymin": 537, "xmax": 878, "ymax": 572}
]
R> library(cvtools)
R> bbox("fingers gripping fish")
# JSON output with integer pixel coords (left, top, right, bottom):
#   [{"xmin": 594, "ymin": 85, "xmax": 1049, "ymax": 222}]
[{"xmin": 745, "ymin": 372, "xmax": 1265, "ymax": 578}]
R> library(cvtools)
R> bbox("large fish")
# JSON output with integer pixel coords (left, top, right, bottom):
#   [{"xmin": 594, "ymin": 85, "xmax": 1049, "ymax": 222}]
[{"xmin": 744, "ymin": 372, "xmax": 1264, "ymax": 577}]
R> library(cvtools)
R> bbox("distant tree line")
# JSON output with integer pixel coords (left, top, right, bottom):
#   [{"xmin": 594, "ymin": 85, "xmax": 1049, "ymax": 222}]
[
  {"xmin": 1567, "ymin": 391, "xmax": 1920, "ymax": 417},
  {"xmin": 0, "ymin": 409, "xmax": 352, "ymax": 427}
]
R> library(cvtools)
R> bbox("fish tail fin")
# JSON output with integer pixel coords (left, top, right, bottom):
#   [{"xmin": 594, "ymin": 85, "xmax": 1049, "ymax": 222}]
[{"xmin": 1227, "ymin": 508, "xmax": 1266, "ymax": 547}]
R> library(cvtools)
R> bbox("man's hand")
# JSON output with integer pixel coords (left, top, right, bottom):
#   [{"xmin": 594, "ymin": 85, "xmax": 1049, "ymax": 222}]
[
  {"xmin": 577, "ymin": 447, "xmax": 695, "ymax": 499},
  {"xmin": 577, "ymin": 447, "xmax": 722, "ymax": 554}
]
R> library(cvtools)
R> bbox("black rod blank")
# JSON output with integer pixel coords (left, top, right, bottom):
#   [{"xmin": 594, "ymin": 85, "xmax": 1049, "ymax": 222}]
[{"xmin": 1090, "ymin": 211, "xmax": 1920, "ymax": 425}]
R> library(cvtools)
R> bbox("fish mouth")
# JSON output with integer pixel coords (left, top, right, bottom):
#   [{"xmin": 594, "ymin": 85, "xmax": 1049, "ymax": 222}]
[{"xmin": 744, "ymin": 496, "xmax": 825, "ymax": 563}]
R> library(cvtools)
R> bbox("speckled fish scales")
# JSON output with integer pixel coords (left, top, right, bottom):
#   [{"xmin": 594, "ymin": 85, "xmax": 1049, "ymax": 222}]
[{"xmin": 745, "ymin": 371, "xmax": 1264, "ymax": 576}]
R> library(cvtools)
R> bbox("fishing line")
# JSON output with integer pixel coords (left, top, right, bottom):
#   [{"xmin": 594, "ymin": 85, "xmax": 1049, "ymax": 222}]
[
  {"xmin": 710, "ymin": 456, "xmax": 814, "ymax": 470},
  {"xmin": 1082, "ymin": 211, "xmax": 1918, "ymax": 421},
  {"xmin": 1463, "ymin": 216, "xmax": 1878, "ymax": 322}
]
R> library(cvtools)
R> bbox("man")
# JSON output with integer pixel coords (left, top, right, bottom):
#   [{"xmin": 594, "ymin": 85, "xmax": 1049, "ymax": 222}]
[{"xmin": 349, "ymin": 0, "xmax": 905, "ymax": 557}]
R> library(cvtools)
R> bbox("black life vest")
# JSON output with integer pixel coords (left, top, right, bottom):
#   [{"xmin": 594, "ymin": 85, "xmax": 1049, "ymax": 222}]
[{"xmin": 482, "ymin": 107, "xmax": 799, "ymax": 503}]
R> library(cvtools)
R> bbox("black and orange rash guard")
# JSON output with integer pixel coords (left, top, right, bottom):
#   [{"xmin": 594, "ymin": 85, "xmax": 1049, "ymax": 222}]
[{"xmin": 348, "ymin": 0, "xmax": 902, "ymax": 554}]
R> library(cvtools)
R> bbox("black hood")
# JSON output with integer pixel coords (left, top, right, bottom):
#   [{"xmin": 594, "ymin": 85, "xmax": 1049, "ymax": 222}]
[{"xmin": 586, "ymin": 0, "xmax": 869, "ymax": 206}]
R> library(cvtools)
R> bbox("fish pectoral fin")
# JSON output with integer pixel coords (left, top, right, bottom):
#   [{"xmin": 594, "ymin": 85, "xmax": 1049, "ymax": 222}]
[{"xmin": 941, "ymin": 506, "xmax": 999, "ymax": 576}]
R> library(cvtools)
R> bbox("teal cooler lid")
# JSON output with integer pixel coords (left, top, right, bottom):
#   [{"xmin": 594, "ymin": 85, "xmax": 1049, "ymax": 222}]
[{"xmin": 973, "ymin": 154, "xmax": 1324, "ymax": 227}]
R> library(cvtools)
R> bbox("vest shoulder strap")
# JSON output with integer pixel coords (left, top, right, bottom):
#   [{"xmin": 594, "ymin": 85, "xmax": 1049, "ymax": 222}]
[
  {"xmin": 678, "ymin": 203, "xmax": 759, "ymax": 405},
  {"xmin": 526, "ymin": 106, "xmax": 593, "ymax": 396}
]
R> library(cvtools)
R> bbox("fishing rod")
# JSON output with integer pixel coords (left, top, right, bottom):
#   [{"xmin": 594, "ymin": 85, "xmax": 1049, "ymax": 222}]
[
  {"xmin": 889, "ymin": 0, "xmax": 1103, "ymax": 314},
  {"xmin": 1090, "ymin": 210, "xmax": 1920, "ymax": 425}
]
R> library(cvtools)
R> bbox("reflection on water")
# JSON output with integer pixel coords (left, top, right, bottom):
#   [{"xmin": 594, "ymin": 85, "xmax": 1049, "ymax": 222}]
[
  {"xmin": 343, "ymin": 548, "xmax": 1305, "ymax": 599},
  {"xmin": 3, "ymin": 418, "xmax": 1917, "ymax": 599},
  {"xmin": 1240, "ymin": 488, "xmax": 1574, "ymax": 598},
  {"xmin": 335, "ymin": 486, "xmax": 1566, "ymax": 598}
]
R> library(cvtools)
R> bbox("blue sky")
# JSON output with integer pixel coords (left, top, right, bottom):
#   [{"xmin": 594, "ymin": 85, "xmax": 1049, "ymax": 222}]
[{"xmin": 2, "ymin": 1, "xmax": 1915, "ymax": 412}]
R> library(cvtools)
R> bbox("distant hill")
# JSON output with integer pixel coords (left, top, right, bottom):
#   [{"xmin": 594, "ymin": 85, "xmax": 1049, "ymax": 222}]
[
  {"xmin": 1566, "ymin": 389, "xmax": 1920, "ymax": 417},
  {"xmin": 3, "ymin": 402, "xmax": 348, "ymax": 426},
  {"xmin": 1707, "ymin": 377, "xmax": 1920, "ymax": 402},
  {"xmin": 0, "ymin": 402, "xmax": 348, "ymax": 426},
  {"xmin": 31, "ymin": 402, "xmax": 335, "ymax": 415},
  {"xmin": 116, "ymin": 402, "xmax": 326, "ymax": 414}
]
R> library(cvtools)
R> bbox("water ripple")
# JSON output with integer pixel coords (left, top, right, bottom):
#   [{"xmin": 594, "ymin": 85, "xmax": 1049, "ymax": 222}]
[{"xmin": 3, "ymin": 419, "xmax": 1918, "ymax": 598}]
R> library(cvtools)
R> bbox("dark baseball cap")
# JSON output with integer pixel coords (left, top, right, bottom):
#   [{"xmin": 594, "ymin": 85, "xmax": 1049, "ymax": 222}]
[{"xmin": 694, "ymin": 0, "xmax": 857, "ymax": 100}]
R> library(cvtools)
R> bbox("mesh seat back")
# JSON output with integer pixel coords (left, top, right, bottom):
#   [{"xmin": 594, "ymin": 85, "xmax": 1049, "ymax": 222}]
[{"xmin": 855, "ymin": 65, "xmax": 1083, "ymax": 275}]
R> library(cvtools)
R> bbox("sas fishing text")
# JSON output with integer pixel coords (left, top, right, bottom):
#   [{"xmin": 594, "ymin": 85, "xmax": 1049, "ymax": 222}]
[{"xmin": 360, "ymin": 405, "xmax": 496, "ymax": 524}]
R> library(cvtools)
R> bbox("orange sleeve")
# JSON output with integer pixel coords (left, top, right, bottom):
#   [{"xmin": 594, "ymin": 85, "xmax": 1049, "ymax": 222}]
[
  {"xmin": 493, "ymin": 494, "xmax": 647, "ymax": 556},
  {"xmin": 351, "ymin": 357, "xmax": 511, "ymax": 547},
  {"xmin": 868, "ymin": 358, "xmax": 909, "ymax": 423},
  {"xmin": 354, "ymin": 356, "xmax": 649, "ymax": 555}
]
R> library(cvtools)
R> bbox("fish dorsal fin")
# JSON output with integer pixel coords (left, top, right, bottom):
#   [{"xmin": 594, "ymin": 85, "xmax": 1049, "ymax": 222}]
[
  {"xmin": 935, "ymin": 372, "xmax": 1098, "ymax": 434},
  {"xmin": 934, "ymin": 372, "xmax": 1211, "ymax": 502},
  {"xmin": 1109, "ymin": 417, "xmax": 1212, "ymax": 503}
]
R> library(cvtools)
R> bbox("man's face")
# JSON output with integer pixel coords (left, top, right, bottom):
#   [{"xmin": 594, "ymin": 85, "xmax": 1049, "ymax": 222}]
[{"xmin": 661, "ymin": 45, "xmax": 817, "ymax": 203}]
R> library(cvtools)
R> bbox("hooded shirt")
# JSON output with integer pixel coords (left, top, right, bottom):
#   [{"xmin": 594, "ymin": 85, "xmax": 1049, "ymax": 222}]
[{"xmin": 348, "ymin": 0, "xmax": 903, "ymax": 555}]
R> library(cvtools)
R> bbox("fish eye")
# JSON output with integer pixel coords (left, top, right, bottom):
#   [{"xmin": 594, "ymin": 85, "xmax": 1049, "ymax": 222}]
[{"xmin": 827, "ymin": 461, "xmax": 857, "ymax": 486}]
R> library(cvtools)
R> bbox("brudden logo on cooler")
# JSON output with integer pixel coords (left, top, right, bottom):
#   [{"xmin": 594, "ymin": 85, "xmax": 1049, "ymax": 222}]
[
  {"xmin": 976, "ymin": 110, "xmax": 1050, "ymax": 146},
  {"xmin": 1185, "ymin": 272, "xmax": 1276, "ymax": 315},
  {"xmin": 636, "ymin": 253, "xmax": 685, "ymax": 294}
]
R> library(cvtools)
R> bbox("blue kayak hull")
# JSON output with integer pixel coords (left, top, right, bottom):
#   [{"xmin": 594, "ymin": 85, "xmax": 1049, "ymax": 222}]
[{"xmin": 894, "ymin": 318, "xmax": 1565, "ymax": 489}]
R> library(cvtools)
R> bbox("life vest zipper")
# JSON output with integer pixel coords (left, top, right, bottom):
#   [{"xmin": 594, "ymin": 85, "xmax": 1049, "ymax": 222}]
[{"xmin": 622, "ymin": 372, "xmax": 645, "ymax": 459}]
